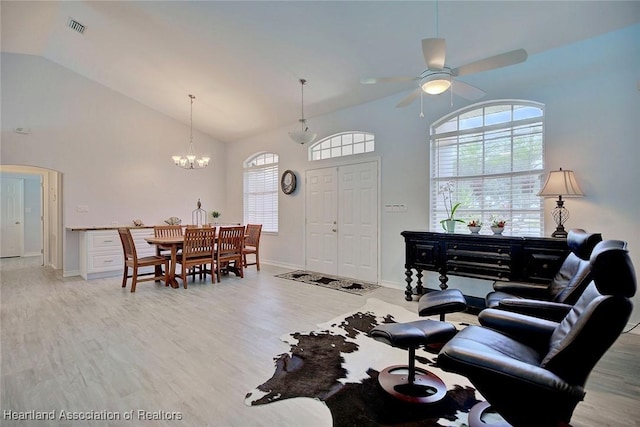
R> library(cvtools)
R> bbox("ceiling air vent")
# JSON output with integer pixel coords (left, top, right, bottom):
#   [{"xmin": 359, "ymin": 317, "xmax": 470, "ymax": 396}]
[{"xmin": 68, "ymin": 18, "xmax": 86, "ymax": 34}]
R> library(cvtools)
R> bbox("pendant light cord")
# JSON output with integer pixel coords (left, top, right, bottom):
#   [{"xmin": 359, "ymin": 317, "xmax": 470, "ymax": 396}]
[
  {"xmin": 299, "ymin": 79, "xmax": 307, "ymax": 131},
  {"xmin": 435, "ymin": 0, "xmax": 439, "ymax": 38},
  {"xmin": 189, "ymin": 94, "xmax": 195, "ymax": 145}
]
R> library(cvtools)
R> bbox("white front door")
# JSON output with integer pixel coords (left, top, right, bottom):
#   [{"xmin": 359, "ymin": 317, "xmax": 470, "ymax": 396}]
[
  {"xmin": 305, "ymin": 167, "xmax": 339, "ymax": 274},
  {"xmin": 305, "ymin": 161, "xmax": 378, "ymax": 282},
  {"xmin": 0, "ymin": 178, "xmax": 24, "ymax": 258},
  {"xmin": 338, "ymin": 161, "xmax": 378, "ymax": 282}
]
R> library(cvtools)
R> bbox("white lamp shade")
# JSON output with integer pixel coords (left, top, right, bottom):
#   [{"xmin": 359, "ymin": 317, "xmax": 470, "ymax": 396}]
[
  {"xmin": 420, "ymin": 72, "xmax": 452, "ymax": 95},
  {"xmin": 538, "ymin": 168, "xmax": 584, "ymax": 197},
  {"xmin": 289, "ymin": 129, "xmax": 317, "ymax": 145}
]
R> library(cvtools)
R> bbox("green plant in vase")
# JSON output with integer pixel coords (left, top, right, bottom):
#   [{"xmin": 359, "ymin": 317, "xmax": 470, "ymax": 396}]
[
  {"xmin": 211, "ymin": 211, "xmax": 221, "ymax": 224},
  {"xmin": 439, "ymin": 182, "xmax": 465, "ymax": 233}
]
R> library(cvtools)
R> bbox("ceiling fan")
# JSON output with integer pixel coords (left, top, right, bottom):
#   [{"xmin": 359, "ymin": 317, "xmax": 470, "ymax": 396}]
[{"xmin": 361, "ymin": 38, "xmax": 528, "ymax": 108}]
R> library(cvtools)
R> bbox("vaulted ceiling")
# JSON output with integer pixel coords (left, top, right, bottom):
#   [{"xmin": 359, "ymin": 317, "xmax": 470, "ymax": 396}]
[{"xmin": 2, "ymin": 1, "xmax": 639, "ymax": 142}]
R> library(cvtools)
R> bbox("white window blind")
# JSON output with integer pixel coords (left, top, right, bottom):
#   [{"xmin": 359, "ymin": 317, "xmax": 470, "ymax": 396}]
[
  {"xmin": 244, "ymin": 152, "xmax": 278, "ymax": 232},
  {"xmin": 430, "ymin": 101, "xmax": 545, "ymax": 236}
]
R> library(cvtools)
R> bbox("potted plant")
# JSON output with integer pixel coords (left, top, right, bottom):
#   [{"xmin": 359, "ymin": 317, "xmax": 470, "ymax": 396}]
[
  {"xmin": 211, "ymin": 211, "xmax": 221, "ymax": 225},
  {"xmin": 467, "ymin": 219, "xmax": 482, "ymax": 234},
  {"xmin": 439, "ymin": 182, "xmax": 465, "ymax": 233},
  {"xmin": 490, "ymin": 216, "xmax": 506, "ymax": 235}
]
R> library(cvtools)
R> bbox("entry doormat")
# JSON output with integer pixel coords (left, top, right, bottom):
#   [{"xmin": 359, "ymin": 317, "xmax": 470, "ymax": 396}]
[
  {"xmin": 245, "ymin": 298, "xmax": 480, "ymax": 427},
  {"xmin": 275, "ymin": 270, "xmax": 381, "ymax": 295}
]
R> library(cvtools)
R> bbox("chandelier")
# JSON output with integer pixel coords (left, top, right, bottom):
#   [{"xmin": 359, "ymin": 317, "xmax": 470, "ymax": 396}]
[
  {"xmin": 289, "ymin": 79, "xmax": 317, "ymax": 145},
  {"xmin": 172, "ymin": 94, "xmax": 210, "ymax": 169}
]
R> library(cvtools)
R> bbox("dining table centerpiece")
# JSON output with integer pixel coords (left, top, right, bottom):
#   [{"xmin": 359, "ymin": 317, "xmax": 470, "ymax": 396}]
[{"xmin": 439, "ymin": 182, "xmax": 465, "ymax": 233}]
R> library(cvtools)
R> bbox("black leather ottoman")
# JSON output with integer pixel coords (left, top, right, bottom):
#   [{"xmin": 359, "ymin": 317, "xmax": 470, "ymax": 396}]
[
  {"xmin": 370, "ymin": 319, "xmax": 457, "ymax": 403},
  {"xmin": 419, "ymin": 288, "xmax": 467, "ymax": 321}
]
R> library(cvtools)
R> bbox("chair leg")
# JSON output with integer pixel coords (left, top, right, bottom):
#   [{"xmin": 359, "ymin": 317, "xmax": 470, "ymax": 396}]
[
  {"xmin": 255, "ymin": 251, "xmax": 260, "ymax": 271},
  {"xmin": 131, "ymin": 268, "xmax": 138, "ymax": 293},
  {"xmin": 164, "ymin": 261, "xmax": 169, "ymax": 286},
  {"xmin": 237, "ymin": 259, "xmax": 244, "ymax": 278},
  {"xmin": 121, "ymin": 266, "xmax": 128, "ymax": 288}
]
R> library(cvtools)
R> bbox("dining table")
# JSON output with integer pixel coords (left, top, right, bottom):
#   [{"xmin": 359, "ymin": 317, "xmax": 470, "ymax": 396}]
[
  {"xmin": 145, "ymin": 235, "xmax": 184, "ymax": 288},
  {"xmin": 145, "ymin": 230, "xmax": 246, "ymax": 288}
]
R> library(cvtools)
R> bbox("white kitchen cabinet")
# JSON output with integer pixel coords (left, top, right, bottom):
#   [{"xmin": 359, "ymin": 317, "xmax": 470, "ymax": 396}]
[{"xmin": 79, "ymin": 228, "xmax": 154, "ymax": 280}]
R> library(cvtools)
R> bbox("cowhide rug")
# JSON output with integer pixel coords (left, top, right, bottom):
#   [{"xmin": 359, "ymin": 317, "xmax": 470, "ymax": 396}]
[{"xmin": 245, "ymin": 298, "xmax": 483, "ymax": 426}]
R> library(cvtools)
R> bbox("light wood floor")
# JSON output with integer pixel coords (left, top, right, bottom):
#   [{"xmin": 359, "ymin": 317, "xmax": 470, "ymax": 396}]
[{"xmin": 1, "ymin": 257, "xmax": 639, "ymax": 426}]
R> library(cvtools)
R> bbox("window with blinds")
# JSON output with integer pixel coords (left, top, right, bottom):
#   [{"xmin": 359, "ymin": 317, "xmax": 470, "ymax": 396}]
[
  {"xmin": 244, "ymin": 152, "xmax": 278, "ymax": 232},
  {"xmin": 430, "ymin": 101, "xmax": 545, "ymax": 236}
]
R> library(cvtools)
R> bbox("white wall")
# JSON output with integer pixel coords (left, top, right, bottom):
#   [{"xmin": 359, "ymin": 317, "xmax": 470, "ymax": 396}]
[
  {"xmin": 225, "ymin": 25, "xmax": 640, "ymax": 324},
  {"xmin": 2, "ymin": 24, "xmax": 638, "ymax": 325},
  {"xmin": 1, "ymin": 53, "xmax": 227, "ymax": 273}
]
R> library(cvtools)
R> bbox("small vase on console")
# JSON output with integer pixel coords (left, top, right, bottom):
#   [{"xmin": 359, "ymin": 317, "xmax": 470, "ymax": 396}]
[
  {"xmin": 468, "ymin": 226, "xmax": 482, "ymax": 234},
  {"xmin": 491, "ymin": 226, "xmax": 504, "ymax": 235},
  {"xmin": 444, "ymin": 220, "xmax": 457, "ymax": 233}
]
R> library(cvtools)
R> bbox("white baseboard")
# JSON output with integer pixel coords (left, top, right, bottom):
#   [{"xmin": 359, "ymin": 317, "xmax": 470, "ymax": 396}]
[
  {"xmin": 261, "ymin": 260, "xmax": 304, "ymax": 271},
  {"xmin": 63, "ymin": 269, "xmax": 80, "ymax": 277},
  {"xmin": 378, "ymin": 280, "xmax": 404, "ymax": 290}
]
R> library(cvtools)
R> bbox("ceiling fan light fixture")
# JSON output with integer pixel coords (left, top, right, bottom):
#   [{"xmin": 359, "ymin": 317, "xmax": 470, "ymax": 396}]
[{"xmin": 420, "ymin": 72, "xmax": 451, "ymax": 95}]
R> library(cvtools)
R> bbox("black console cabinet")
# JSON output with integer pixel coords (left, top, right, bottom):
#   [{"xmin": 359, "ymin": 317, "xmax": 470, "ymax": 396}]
[{"xmin": 402, "ymin": 231, "xmax": 569, "ymax": 304}]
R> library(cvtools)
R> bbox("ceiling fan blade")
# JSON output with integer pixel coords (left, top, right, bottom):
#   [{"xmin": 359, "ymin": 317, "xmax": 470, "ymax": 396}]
[
  {"xmin": 422, "ymin": 38, "xmax": 446, "ymax": 69},
  {"xmin": 451, "ymin": 80, "xmax": 486, "ymax": 100},
  {"xmin": 360, "ymin": 77, "xmax": 418, "ymax": 84},
  {"xmin": 453, "ymin": 49, "xmax": 528, "ymax": 77},
  {"xmin": 396, "ymin": 89, "xmax": 421, "ymax": 108}
]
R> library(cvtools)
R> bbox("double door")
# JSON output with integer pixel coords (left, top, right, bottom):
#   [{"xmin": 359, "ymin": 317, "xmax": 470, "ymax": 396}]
[{"xmin": 305, "ymin": 161, "xmax": 378, "ymax": 283}]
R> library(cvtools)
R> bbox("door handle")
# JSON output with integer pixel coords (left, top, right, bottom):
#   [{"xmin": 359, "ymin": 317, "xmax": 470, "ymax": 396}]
[
  {"xmin": 15, "ymin": 221, "xmax": 21, "ymax": 224},
  {"xmin": 332, "ymin": 229, "xmax": 337, "ymax": 232}
]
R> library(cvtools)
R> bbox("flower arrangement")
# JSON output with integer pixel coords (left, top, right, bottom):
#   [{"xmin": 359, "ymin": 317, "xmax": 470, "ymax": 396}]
[
  {"xmin": 491, "ymin": 217, "xmax": 506, "ymax": 228},
  {"xmin": 211, "ymin": 211, "xmax": 221, "ymax": 221},
  {"xmin": 438, "ymin": 182, "xmax": 465, "ymax": 231},
  {"xmin": 467, "ymin": 219, "xmax": 482, "ymax": 227}
]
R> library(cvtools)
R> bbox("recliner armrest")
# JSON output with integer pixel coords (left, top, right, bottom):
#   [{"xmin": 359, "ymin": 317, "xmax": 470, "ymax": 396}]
[
  {"xmin": 497, "ymin": 298, "xmax": 573, "ymax": 322},
  {"xmin": 479, "ymin": 308, "xmax": 558, "ymax": 352},
  {"xmin": 492, "ymin": 281, "xmax": 550, "ymax": 299}
]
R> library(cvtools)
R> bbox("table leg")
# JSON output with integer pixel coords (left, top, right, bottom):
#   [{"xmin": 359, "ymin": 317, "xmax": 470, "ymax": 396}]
[
  {"xmin": 169, "ymin": 246, "xmax": 180, "ymax": 289},
  {"xmin": 438, "ymin": 266, "xmax": 449, "ymax": 290},
  {"xmin": 404, "ymin": 268, "xmax": 413, "ymax": 301}
]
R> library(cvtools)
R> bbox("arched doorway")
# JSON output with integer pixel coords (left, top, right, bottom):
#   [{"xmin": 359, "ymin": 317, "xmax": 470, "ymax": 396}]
[{"xmin": 0, "ymin": 165, "xmax": 62, "ymax": 269}]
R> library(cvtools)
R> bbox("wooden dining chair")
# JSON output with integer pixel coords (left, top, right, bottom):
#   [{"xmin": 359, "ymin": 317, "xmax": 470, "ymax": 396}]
[
  {"xmin": 215, "ymin": 225, "xmax": 245, "ymax": 282},
  {"xmin": 243, "ymin": 224, "xmax": 262, "ymax": 271},
  {"xmin": 153, "ymin": 225, "xmax": 183, "ymax": 278},
  {"xmin": 153, "ymin": 225, "xmax": 183, "ymax": 256},
  {"xmin": 176, "ymin": 227, "xmax": 217, "ymax": 288},
  {"xmin": 117, "ymin": 228, "xmax": 168, "ymax": 292}
]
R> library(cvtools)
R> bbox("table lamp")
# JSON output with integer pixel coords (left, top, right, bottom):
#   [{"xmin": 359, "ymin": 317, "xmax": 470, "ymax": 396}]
[{"xmin": 537, "ymin": 168, "xmax": 584, "ymax": 238}]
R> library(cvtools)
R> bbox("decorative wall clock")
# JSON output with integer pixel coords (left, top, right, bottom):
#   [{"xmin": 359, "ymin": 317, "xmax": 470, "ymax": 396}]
[{"xmin": 281, "ymin": 170, "xmax": 297, "ymax": 195}]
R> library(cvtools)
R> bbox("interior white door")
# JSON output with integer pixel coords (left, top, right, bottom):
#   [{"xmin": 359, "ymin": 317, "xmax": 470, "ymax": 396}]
[
  {"xmin": 1, "ymin": 178, "xmax": 24, "ymax": 257},
  {"xmin": 305, "ymin": 161, "xmax": 378, "ymax": 282},
  {"xmin": 305, "ymin": 168, "xmax": 339, "ymax": 274},
  {"xmin": 338, "ymin": 162, "xmax": 378, "ymax": 283}
]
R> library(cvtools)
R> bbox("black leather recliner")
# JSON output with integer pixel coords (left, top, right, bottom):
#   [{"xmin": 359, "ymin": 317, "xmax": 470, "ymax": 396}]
[
  {"xmin": 485, "ymin": 229, "xmax": 602, "ymax": 321},
  {"xmin": 437, "ymin": 240, "xmax": 636, "ymax": 427}
]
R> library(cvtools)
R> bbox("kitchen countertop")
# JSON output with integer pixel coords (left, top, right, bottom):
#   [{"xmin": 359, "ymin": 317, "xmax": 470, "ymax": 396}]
[{"xmin": 67, "ymin": 226, "xmax": 155, "ymax": 231}]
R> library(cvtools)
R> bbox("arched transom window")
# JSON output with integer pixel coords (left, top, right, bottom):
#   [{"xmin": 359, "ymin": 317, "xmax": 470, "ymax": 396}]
[{"xmin": 309, "ymin": 131, "xmax": 374, "ymax": 161}]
